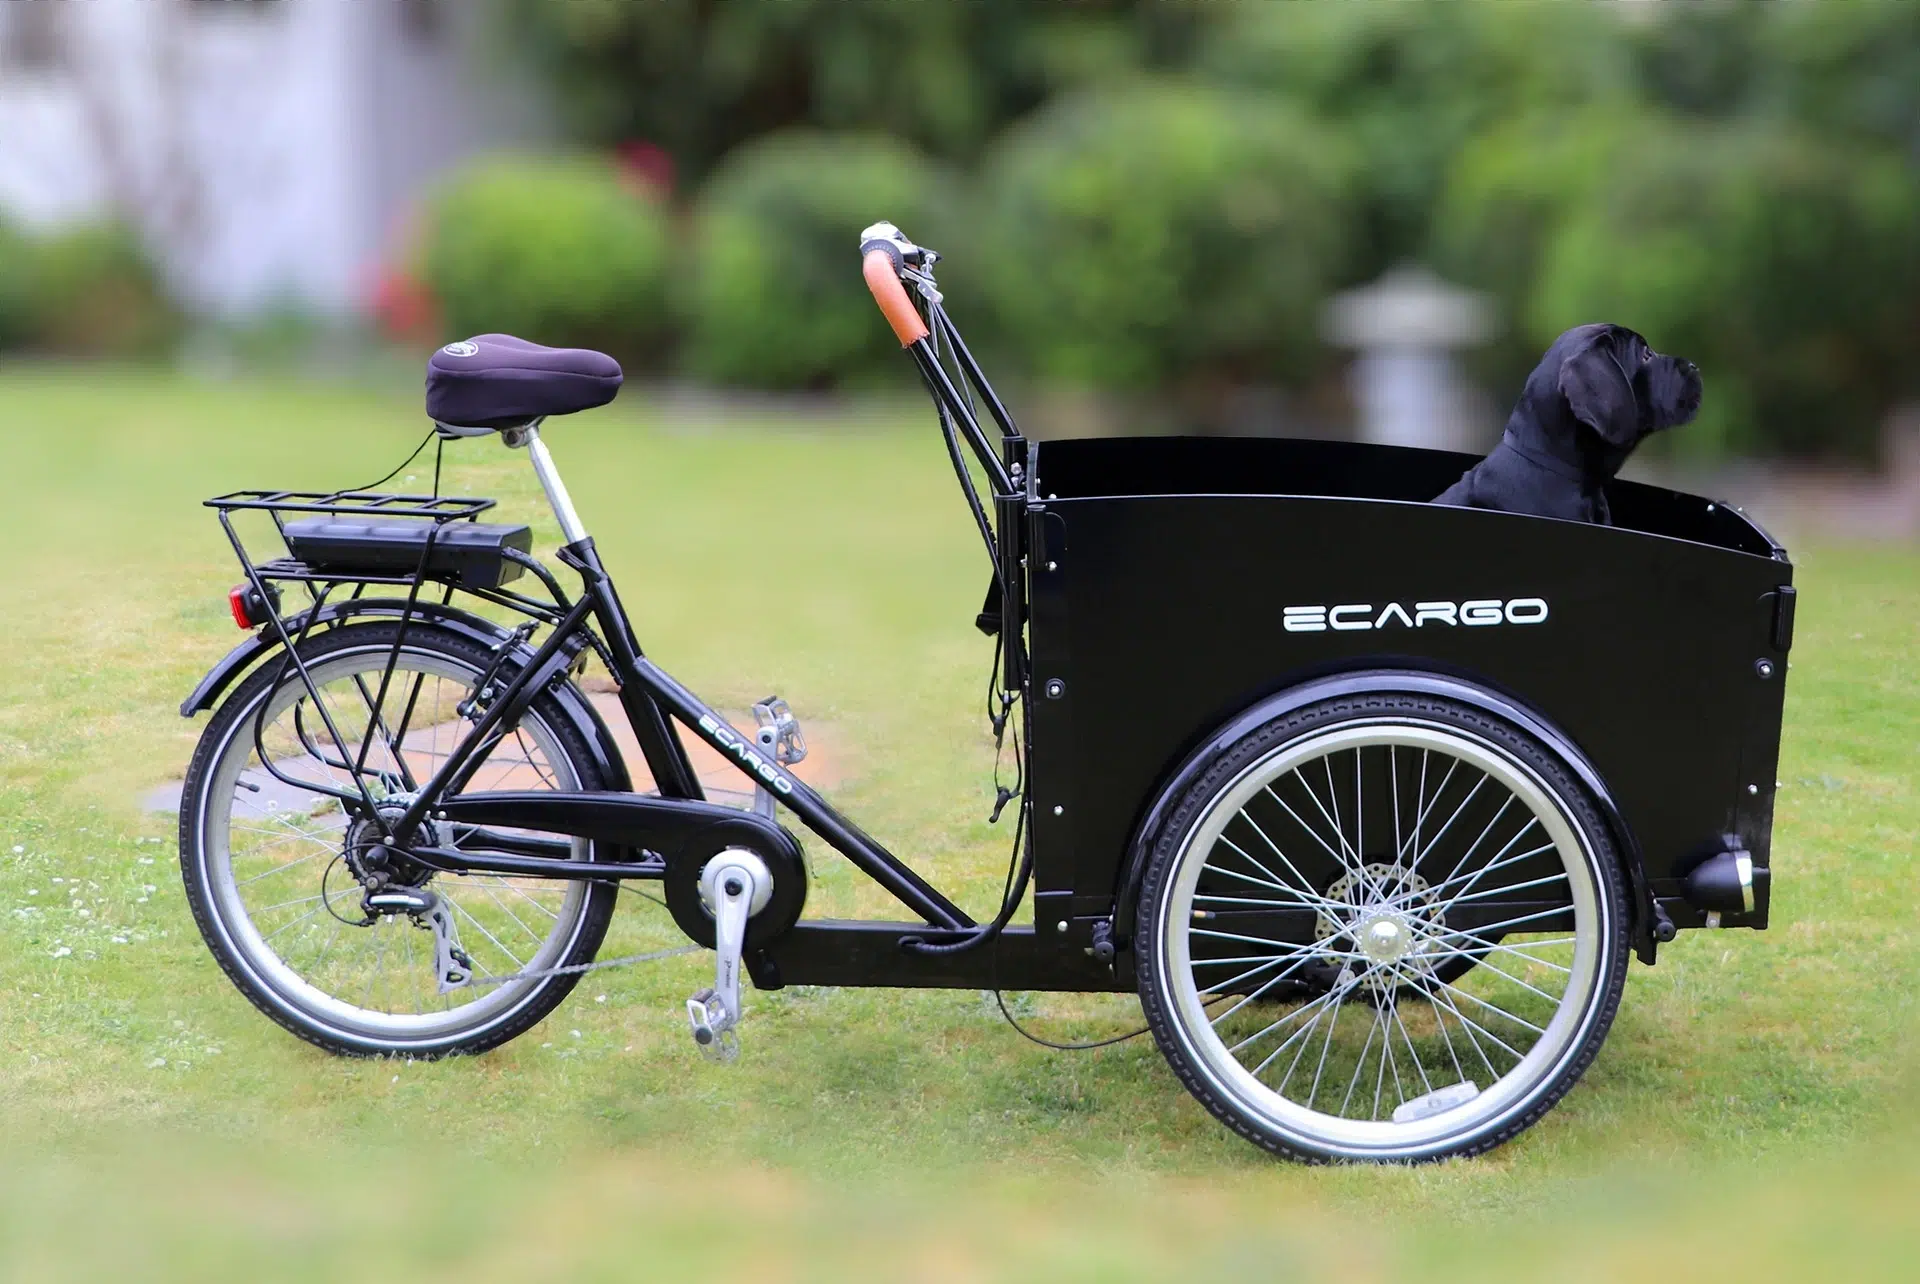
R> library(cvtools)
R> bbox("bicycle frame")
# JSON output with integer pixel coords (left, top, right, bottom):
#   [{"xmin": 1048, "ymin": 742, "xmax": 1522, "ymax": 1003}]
[{"xmin": 198, "ymin": 281, "xmax": 1124, "ymax": 993}]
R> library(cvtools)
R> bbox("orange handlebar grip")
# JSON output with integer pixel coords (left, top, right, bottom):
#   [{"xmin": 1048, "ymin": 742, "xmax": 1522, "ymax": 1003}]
[{"xmin": 863, "ymin": 249, "xmax": 929, "ymax": 346}]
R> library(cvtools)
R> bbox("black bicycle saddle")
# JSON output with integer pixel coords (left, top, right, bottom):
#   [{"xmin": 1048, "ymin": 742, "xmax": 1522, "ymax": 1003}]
[{"xmin": 426, "ymin": 333, "xmax": 623, "ymax": 430}]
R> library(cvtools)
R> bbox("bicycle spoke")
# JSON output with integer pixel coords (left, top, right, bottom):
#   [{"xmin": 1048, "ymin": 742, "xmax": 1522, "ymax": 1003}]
[
  {"xmin": 1424, "ymin": 981, "xmax": 1529, "ymax": 1062},
  {"xmin": 1274, "ymin": 995, "xmax": 1338, "ymax": 1094},
  {"xmin": 1399, "ymin": 751, "xmax": 1457, "ymax": 862},
  {"xmin": 1426, "ymin": 979, "xmax": 1503, "ymax": 1080},
  {"xmin": 450, "ymin": 896, "xmax": 527, "ymax": 970},
  {"xmin": 1458, "ymin": 904, "xmax": 1578, "ymax": 935},
  {"xmin": 232, "ymin": 850, "xmax": 326, "ymax": 886},
  {"xmin": 1246, "ymin": 987, "xmax": 1347, "ymax": 1077},
  {"xmin": 1386, "ymin": 984, "xmax": 1434, "ymax": 1098},
  {"xmin": 1417, "ymin": 840, "xmax": 1556, "ymax": 907},
  {"xmin": 1233, "ymin": 982, "xmax": 1346, "ymax": 1061},
  {"xmin": 1435, "ymin": 869, "xmax": 1568, "ymax": 909},
  {"xmin": 1408, "ymin": 772, "xmax": 1489, "ymax": 870},
  {"xmin": 1338, "ymin": 1000, "xmax": 1387, "ymax": 1117},
  {"xmin": 1305, "ymin": 993, "xmax": 1344, "ymax": 1109},
  {"xmin": 1429, "ymin": 932, "xmax": 1576, "ymax": 973},
  {"xmin": 261, "ymin": 902, "xmax": 331, "ymax": 943},
  {"xmin": 1263, "ymin": 782, "xmax": 1360, "ymax": 882},
  {"xmin": 1432, "ymin": 977, "xmax": 1547, "ymax": 1037},
  {"xmin": 1224, "ymin": 816, "xmax": 1338, "ymax": 908},
  {"xmin": 1211, "ymin": 960, "xmax": 1331, "ymax": 1028}
]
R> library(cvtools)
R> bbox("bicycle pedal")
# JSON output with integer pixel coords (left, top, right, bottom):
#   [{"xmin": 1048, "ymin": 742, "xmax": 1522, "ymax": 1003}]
[
  {"xmin": 751, "ymin": 697, "xmax": 806, "ymax": 819},
  {"xmin": 751, "ymin": 696, "xmax": 807, "ymax": 765},
  {"xmin": 686, "ymin": 988, "xmax": 738, "ymax": 1062}
]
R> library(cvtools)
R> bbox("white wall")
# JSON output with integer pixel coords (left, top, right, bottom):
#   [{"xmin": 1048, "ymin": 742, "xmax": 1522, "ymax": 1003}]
[{"xmin": 0, "ymin": 0, "xmax": 545, "ymax": 319}]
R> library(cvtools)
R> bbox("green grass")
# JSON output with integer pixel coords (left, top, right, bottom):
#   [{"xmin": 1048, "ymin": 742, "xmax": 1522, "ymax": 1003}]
[{"xmin": 0, "ymin": 365, "xmax": 1916, "ymax": 1279}]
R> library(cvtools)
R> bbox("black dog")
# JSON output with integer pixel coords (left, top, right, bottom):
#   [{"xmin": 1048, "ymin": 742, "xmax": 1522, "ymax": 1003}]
[{"xmin": 1434, "ymin": 323, "xmax": 1701, "ymax": 524}]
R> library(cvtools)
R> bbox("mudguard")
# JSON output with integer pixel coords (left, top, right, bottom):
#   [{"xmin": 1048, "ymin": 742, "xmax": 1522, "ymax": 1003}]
[
  {"xmin": 1110, "ymin": 668, "xmax": 1663, "ymax": 966},
  {"xmin": 178, "ymin": 598, "xmax": 632, "ymax": 794}
]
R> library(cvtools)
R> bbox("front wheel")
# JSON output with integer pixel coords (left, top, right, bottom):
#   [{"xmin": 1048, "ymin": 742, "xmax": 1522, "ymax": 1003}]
[{"xmin": 1135, "ymin": 693, "xmax": 1629, "ymax": 1163}]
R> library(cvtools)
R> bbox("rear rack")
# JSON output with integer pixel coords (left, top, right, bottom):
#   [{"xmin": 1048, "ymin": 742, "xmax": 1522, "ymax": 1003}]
[
  {"xmin": 207, "ymin": 485, "xmax": 578, "ymax": 629},
  {"xmin": 206, "ymin": 489, "xmax": 495, "ymax": 522}
]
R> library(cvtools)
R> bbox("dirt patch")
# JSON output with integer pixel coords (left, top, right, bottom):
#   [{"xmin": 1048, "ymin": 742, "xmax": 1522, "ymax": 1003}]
[{"xmin": 580, "ymin": 685, "xmax": 846, "ymax": 805}]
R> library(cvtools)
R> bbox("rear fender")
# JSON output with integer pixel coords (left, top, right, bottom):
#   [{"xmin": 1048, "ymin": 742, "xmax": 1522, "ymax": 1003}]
[{"xmin": 179, "ymin": 598, "xmax": 632, "ymax": 792}]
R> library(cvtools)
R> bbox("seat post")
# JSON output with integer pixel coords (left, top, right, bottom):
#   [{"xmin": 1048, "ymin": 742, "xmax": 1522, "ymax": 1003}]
[{"xmin": 511, "ymin": 422, "xmax": 590, "ymax": 545}]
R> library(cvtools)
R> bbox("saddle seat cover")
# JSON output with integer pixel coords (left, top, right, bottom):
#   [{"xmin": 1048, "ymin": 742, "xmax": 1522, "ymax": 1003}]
[{"xmin": 426, "ymin": 334, "xmax": 622, "ymax": 428}]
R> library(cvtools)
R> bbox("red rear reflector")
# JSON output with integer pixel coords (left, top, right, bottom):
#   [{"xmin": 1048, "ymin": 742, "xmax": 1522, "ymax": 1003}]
[{"xmin": 229, "ymin": 585, "xmax": 255, "ymax": 630}]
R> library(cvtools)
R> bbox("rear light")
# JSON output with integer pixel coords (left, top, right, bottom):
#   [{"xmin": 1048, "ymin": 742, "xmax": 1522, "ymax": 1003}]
[{"xmin": 227, "ymin": 582, "xmax": 280, "ymax": 630}]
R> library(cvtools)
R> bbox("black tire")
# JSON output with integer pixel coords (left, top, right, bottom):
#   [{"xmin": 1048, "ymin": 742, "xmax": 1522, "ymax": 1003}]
[
  {"xmin": 178, "ymin": 621, "xmax": 617, "ymax": 1059},
  {"xmin": 1135, "ymin": 692, "xmax": 1629, "ymax": 1163}
]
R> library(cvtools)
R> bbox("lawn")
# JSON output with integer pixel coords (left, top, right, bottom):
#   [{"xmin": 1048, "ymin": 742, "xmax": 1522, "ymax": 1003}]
[{"xmin": 0, "ymin": 365, "xmax": 1914, "ymax": 1280}]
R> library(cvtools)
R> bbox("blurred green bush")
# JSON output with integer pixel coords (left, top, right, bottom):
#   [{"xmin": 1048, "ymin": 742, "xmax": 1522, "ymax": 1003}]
[
  {"xmin": 1436, "ymin": 108, "xmax": 1920, "ymax": 460},
  {"xmin": 419, "ymin": 156, "xmax": 670, "ymax": 367},
  {"xmin": 1198, "ymin": 1, "xmax": 1631, "ymax": 280},
  {"xmin": 0, "ymin": 219, "xmax": 176, "ymax": 358},
  {"xmin": 973, "ymin": 82, "xmax": 1352, "ymax": 389},
  {"xmin": 505, "ymin": 0, "xmax": 1213, "ymax": 186},
  {"xmin": 685, "ymin": 131, "xmax": 951, "ymax": 388},
  {"xmin": 0, "ymin": 216, "xmax": 32, "ymax": 351},
  {"xmin": 483, "ymin": 1, "xmax": 1920, "ymax": 458}
]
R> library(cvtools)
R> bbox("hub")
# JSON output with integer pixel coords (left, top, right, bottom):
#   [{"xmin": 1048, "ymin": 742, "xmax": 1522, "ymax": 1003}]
[
  {"xmin": 1358, "ymin": 913, "xmax": 1414, "ymax": 964},
  {"xmin": 343, "ymin": 803, "xmax": 438, "ymax": 893},
  {"xmin": 1314, "ymin": 862, "xmax": 1444, "ymax": 993}
]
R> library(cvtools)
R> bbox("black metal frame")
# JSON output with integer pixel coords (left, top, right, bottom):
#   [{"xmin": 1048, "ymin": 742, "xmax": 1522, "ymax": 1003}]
[{"xmin": 196, "ymin": 283, "xmax": 1078, "ymax": 990}]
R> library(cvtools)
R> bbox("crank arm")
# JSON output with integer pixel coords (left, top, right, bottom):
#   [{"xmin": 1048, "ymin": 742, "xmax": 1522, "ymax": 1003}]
[{"xmin": 685, "ymin": 849, "xmax": 772, "ymax": 1062}]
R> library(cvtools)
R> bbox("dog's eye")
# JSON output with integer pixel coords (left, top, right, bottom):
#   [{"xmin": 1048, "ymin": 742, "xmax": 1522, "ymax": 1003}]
[{"xmin": 1642, "ymin": 349, "xmax": 1655, "ymax": 363}]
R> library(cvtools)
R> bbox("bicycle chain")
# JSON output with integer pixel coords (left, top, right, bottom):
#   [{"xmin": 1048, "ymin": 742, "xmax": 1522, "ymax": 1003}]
[
  {"xmin": 458, "ymin": 942, "xmax": 702, "ymax": 990},
  {"xmin": 453, "ymin": 882, "xmax": 702, "ymax": 990}
]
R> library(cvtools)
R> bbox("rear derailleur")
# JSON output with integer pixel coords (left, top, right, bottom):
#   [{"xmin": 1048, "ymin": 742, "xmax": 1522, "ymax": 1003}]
[
  {"xmin": 363, "ymin": 886, "xmax": 474, "ymax": 995},
  {"xmin": 343, "ymin": 800, "xmax": 473, "ymax": 994}
]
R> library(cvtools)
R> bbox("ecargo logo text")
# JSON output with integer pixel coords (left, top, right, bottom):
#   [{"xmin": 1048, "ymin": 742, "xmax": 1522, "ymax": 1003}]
[{"xmin": 1282, "ymin": 598, "xmax": 1550, "ymax": 633}]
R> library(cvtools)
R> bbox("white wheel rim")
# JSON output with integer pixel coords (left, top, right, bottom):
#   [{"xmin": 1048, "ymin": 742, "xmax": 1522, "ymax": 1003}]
[
  {"xmin": 1155, "ymin": 720, "xmax": 1609, "ymax": 1160},
  {"xmin": 195, "ymin": 645, "xmax": 596, "ymax": 1049}
]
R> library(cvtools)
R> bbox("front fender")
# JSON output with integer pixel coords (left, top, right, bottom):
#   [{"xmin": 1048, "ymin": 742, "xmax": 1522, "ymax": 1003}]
[
  {"xmin": 178, "ymin": 598, "xmax": 631, "ymax": 792},
  {"xmin": 1110, "ymin": 668, "xmax": 1662, "ymax": 965}
]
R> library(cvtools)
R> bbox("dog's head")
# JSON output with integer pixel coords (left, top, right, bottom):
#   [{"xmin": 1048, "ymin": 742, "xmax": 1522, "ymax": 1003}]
[{"xmin": 1549, "ymin": 323, "xmax": 1701, "ymax": 453}]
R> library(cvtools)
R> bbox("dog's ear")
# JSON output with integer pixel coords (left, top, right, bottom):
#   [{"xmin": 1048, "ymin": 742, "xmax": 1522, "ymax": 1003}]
[{"xmin": 1557, "ymin": 328, "xmax": 1639, "ymax": 446}]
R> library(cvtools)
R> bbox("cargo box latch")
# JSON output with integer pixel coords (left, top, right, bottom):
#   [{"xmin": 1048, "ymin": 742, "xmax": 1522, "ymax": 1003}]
[{"xmin": 1770, "ymin": 585, "xmax": 1796, "ymax": 653}]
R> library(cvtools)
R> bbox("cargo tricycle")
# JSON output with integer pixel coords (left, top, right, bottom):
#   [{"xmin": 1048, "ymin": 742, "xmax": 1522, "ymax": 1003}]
[{"xmin": 176, "ymin": 223, "xmax": 1793, "ymax": 1162}]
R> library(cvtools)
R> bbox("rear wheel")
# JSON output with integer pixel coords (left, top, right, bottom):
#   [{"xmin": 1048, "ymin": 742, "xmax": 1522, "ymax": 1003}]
[
  {"xmin": 1136, "ymin": 693, "xmax": 1628, "ymax": 1163},
  {"xmin": 178, "ymin": 622, "xmax": 617, "ymax": 1058}
]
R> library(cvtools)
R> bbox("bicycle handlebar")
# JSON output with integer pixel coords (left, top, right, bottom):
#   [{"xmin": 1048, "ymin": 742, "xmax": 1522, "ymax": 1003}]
[{"xmin": 860, "ymin": 225, "xmax": 930, "ymax": 347}]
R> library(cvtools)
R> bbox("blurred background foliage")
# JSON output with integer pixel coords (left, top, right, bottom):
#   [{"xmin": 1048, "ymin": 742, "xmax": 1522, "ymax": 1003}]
[
  {"xmin": 685, "ymin": 131, "xmax": 956, "ymax": 388},
  {"xmin": 0, "ymin": 215, "xmax": 177, "ymax": 359},
  {"xmin": 7, "ymin": 1, "xmax": 1917, "ymax": 462},
  {"xmin": 489, "ymin": 0, "xmax": 1920, "ymax": 460},
  {"xmin": 417, "ymin": 156, "xmax": 672, "ymax": 372},
  {"xmin": 970, "ymin": 82, "xmax": 1353, "ymax": 391}
]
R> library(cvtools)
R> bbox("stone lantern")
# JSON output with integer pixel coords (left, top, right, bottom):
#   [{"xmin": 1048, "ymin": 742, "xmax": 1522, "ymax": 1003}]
[{"xmin": 1325, "ymin": 265, "xmax": 1496, "ymax": 452}]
